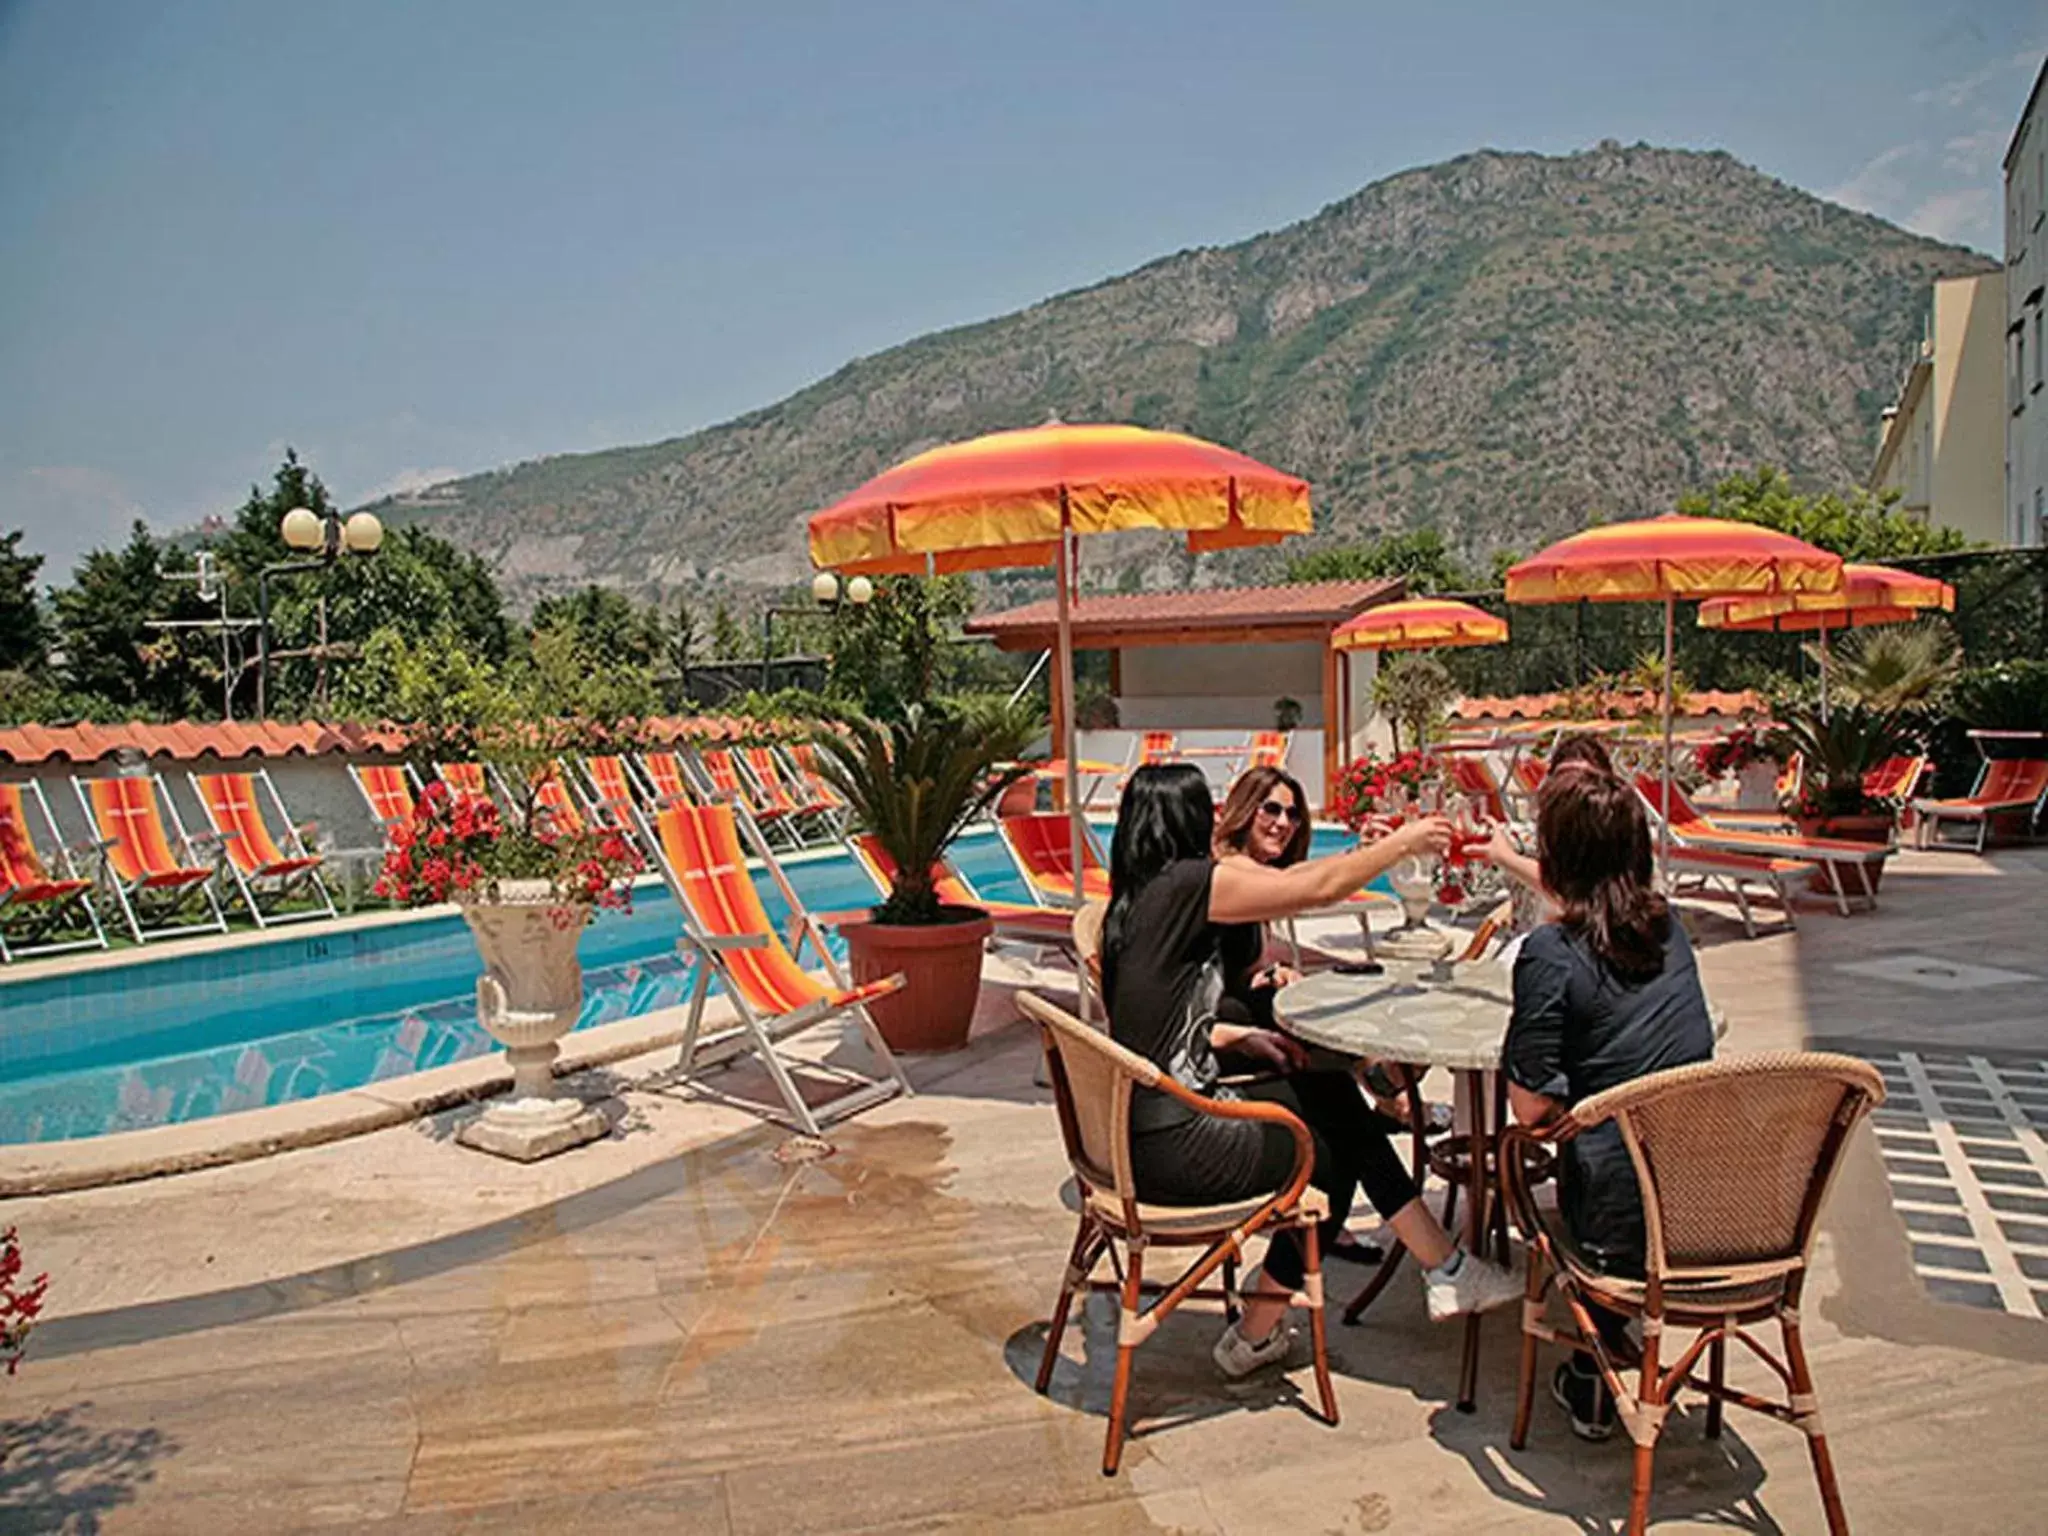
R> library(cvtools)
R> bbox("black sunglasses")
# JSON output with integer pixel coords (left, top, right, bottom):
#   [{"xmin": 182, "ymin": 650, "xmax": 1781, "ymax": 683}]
[{"xmin": 1257, "ymin": 798, "xmax": 1301, "ymax": 824}]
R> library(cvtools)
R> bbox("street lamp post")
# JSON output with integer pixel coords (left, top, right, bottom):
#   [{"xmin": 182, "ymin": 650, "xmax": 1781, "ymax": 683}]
[
  {"xmin": 256, "ymin": 506, "xmax": 384, "ymax": 721},
  {"xmin": 761, "ymin": 572, "xmax": 873, "ymax": 692}
]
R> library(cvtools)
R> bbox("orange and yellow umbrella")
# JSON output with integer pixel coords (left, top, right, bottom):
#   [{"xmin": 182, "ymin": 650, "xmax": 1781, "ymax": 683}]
[
  {"xmin": 808, "ymin": 423, "xmax": 1310, "ymax": 575},
  {"xmin": 1506, "ymin": 514, "xmax": 1843, "ymax": 871},
  {"xmin": 807, "ymin": 423, "xmax": 1314, "ymax": 905},
  {"xmin": 1698, "ymin": 562, "xmax": 1954, "ymax": 721},
  {"xmin": 1330, "ymin": 597, "xmax": 1507, "ymax": 652},
  {"xmin": 1695, "ymin": 562, "xmax": 1953, "ymax": 633}
]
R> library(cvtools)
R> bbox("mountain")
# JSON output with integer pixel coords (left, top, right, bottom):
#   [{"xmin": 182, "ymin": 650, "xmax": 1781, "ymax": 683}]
[{"xmin": 364, "ymin": 142, "xmax": 1995, "ymax": 607}]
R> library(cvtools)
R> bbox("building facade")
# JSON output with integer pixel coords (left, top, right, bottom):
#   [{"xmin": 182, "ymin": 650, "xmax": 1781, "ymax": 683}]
[
  {"xmin": 1871, "ymin": 272, "xmax": 2006, "ymax": 545},
  {"xmin": 2006, "ymin": 58, "xmax": 2048, "ymax": 548}
]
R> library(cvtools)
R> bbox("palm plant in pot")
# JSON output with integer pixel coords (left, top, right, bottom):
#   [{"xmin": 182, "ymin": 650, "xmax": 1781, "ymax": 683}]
[{"xmin": 808, "ymin": 700, "xmax": 1039, "ymax": 1052}]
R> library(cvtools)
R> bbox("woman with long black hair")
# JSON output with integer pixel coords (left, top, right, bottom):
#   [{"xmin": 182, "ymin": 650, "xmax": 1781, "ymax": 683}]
[
  {"xmin": 1104, "ymin": 764, "xmax": 1522, "ymax": 1380},
  {"xmin": 1503, "ymin": 760, "xmax": 1714, "ymax": 1440}
]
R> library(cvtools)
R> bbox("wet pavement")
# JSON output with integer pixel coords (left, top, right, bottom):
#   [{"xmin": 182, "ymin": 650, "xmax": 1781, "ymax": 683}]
[{"xmin": 2, "ymin": 846, "xmax": 2046, "ymax": 1532}]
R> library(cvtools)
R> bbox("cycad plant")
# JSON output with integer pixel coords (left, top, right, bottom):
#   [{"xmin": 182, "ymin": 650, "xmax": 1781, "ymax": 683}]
[
  {"xmin": 1822, "ymin": 624, "xmax": 1961, "ymax": 715},
  {"xmin": 1771, "ymin": 701, "xmax": 1912, "ymax": 819},
  {"xmin": 808, "ymin": 700, "xmax": 1039, "ymax": 925}
]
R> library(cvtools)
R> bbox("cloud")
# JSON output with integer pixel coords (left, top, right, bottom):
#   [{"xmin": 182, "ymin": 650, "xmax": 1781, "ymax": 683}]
[
  {"xmin": 355, "ymin": 465, "xmax": 463, "ymax": 503},
  {"xmin": 1942, "ymin": 127, "xmax": 2007, "ymax": 177},
  {"xmin": 1905, "ymin": 186, "xmax": 1997, "ymax": 245},
  {"xmin": 1820, "ymin": 144, "xmax": 1916, "ymax": 215},
  {"xmin": 1909, "ymin": 48, "xmax": 2040, "ymax": 111}
]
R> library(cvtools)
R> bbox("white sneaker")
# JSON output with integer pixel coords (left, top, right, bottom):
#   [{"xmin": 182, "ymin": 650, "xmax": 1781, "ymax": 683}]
[
  {"xmin": 1212, "ymin": 1318, "xmax": 1294, "ymax": 1378},
  {"xmin": 1423, "ymin": 1252, "xmax": 1522, "ymax": 1322}
]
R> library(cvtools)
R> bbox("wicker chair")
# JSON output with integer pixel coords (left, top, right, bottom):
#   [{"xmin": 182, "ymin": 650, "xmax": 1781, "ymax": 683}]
[
  {"xmin": 1016, "ymin": 990, "xmax": 1338, "ymax": 1475},
  {"xmin": 1501, "ymin": 1052, "xmax": 1884, "ymax": 1536},
  {"xmin": 1070, "ymin": 899, "xmax": 1106, "ymax": 1004}
]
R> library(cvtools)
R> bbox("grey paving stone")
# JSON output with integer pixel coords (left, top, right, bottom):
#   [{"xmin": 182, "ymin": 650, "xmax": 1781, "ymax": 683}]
[
  {"xmin": 1920, "ymin": 1275, "xmax": 2005, "ymax": 1310},
  {"xmin": 1891, "ymin": 1179, "xmax": 1964, "ymax": 1208},
  {"xmin": 1912, "ymin": 1242, "xmax": 1992, "ymax": 1273},
  {"xmin": 1902, "ymin": 1209, "xmax": 1975, "ymax": 1238}
]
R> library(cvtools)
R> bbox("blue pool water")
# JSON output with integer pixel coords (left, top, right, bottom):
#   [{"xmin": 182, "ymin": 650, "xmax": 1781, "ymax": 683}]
[{"xmin": 0, "ymin": 822, "xmax": 1366, "ymax": 1145}]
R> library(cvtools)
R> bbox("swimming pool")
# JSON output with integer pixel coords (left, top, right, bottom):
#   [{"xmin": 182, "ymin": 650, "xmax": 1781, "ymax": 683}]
[{"xmin": 0, "ymin": 822, "xmax": 1367, "ymax": 1145}]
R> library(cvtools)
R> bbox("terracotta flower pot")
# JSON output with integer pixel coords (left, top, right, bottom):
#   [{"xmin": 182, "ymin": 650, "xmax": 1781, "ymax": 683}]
[{"xmin": 841, "ymin": 907, "xmax": 994, "ymax": 1054}]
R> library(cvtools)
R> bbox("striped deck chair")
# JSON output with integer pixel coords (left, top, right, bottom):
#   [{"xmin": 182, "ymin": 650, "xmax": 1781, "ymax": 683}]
[
  {"xmin": 0, "ymin": 781, "xmax": 107, "ymax": 961},
  {"xmin": 636, "ymin": 750, "xmax": 699, "ymax": 811},
  {"xmin": 1913, "ymin": 756, "xmax": 2048, "ymax": 853},
  {"xmin": 1246, "ymin": 731, "xmax": 1290, "ymax": 771},
  {"xmin": 634, "ymin": 800, "xmax": 910, "ymax": 1136},
  {"xmin": 694, "ymin": 747, "xmax": 802, "ymax": 848},
  {"xmin": 997, "ymin": 812, "xmax": 1113, "ymax": 907},
  {"xmin": 1634, "ymin": 774, "xmax": 1885, "ymax": 917},
  {"xmin": 741, "ymin": 746, "xmax": 836, "ymax": 842},
  {"xmin": 1136, "ymin": 731, "xmax": 1179, "ymax": 766},
  {"xmin": 1443, "ymin": 753, "xmax": 1512, "ymax": 824},
  {"xmin": 580, "ymin": 755, "xmax": 645, "ymax": 826},
  {"xmin": 846, "ymin": 832, "xmax": 1077, "ymax": 952},
  {"xmin": 435, "ymin": 761, "xmax": 500, "ymax": 808},
  {"xmin": 74, "ymin": 775, "xmax": 227, "ymax": 943},
  {"xmin": 189, "ymin": 770, "xmax": 335, "ymax": 928},
  {"xmin": 349, "ymin": 762, "xmax": 422, "ymax": 849},
  {"xmin": 788, "ymin": 742, "xmax": 852, "ymax": 830},
  {"xmin": 521, "ymin": 763, "xmax": 592, "ymax": 837}
]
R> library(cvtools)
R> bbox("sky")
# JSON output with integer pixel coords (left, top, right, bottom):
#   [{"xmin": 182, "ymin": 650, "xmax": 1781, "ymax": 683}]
[{"xmin": 1, "ymin": 0, "xmax": 2042, "ymax": 581}]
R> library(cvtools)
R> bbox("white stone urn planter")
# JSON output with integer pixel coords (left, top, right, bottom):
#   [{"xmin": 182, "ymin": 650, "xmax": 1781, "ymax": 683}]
[{"xmin": 455, "ymin": 879, "xmax": 608, "ymax": 1161}]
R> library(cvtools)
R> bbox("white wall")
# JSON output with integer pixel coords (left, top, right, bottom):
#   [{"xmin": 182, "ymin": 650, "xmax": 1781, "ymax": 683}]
[{"xmin": 1116, "ymin": 641, "xmax": 1325, "ymax": 729}]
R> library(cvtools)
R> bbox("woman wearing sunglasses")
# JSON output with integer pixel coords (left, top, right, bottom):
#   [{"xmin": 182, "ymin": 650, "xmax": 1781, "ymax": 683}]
[{"xmin": 1105, "ymin": 764, "xmax": 1522, "ymax": 1384}]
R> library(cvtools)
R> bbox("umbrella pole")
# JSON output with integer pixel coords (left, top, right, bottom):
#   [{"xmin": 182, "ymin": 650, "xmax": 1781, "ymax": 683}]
[
  {"xmin": 1819, "ymin": 621, "xmax": 1831, "ymax": 724},
  {"xmin": 1056, "ymin": 505, "xmax": 1082, "ymax": 914},
  {"xmin": 1660, "ymin": 594, "xmax": 1674, "ymax": 885}
]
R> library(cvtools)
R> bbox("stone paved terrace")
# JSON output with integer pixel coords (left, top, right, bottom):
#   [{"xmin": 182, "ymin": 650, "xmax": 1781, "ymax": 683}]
[{"xmin": 2, "ymin": 845, "xmax": 2045, "ymax": 1533}]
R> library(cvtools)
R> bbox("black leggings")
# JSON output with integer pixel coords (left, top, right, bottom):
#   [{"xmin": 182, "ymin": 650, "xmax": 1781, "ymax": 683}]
[{"xmin": 1128, "ymin": 1070, "xmax": 1418, "ymax": 1291}]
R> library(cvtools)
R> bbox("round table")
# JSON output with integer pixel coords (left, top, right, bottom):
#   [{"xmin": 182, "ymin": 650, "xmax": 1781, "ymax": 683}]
[{"xmin": 1273, "ymin": 960, "xmax": 1517, "ymax": 1413}]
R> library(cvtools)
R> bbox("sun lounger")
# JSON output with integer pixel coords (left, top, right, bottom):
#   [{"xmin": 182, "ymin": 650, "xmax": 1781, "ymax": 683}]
[
  {"xmin": 74, "ymin": 774, "xmax": 228, "ymax": 943},
  {"xmin": 1634, "ymin": 774, "xmax": 1885, "ymax": 917},
  {"xmin": 634, "ymin": 799, "xmax": 911, "ymax": 1137},
  {"xmin": 1664, "ymin": 846, "xmax": 1813, "ymax": 937},
  {"xmin": 349, "ymin": 762, "xmax": 423, "ymax": 849},
  {"xmin": 1913, "ymin": 755, "xmax": 2048, "ymax": 853},
  {"xmin": 189, "ymin": 770, "xmax": 335, "ymax": 928},
  {"xmin": 996, "ymin": 812, "xmax": 1113, "ymax": 906},
  {"xmin": 1862, "ymin": 755, "xmax": 1928, "ymax": 805},
  {"xmin": 0, "ymin": 781, "xmax": 107, "ymax": 961}
]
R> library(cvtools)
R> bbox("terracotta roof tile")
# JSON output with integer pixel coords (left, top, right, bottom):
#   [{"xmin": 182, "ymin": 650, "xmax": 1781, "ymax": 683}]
[
  {"xmin": 1452, "ymin": 689, "xmax": 1765, "ymax": 722},
  {"xmin": 0, "ymin": 716, "xmax": 746, "ymax": 766},
  {"xmin": 966, "ymin": 579, "xmax": 1405, "ymax": 641}
]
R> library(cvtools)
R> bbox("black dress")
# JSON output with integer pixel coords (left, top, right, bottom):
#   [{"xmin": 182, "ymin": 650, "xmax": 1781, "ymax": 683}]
[
  {"xmin": 1503, "ymin": 917, "xmax": 1715, "ymax": 1276},
  {"xmin": 1106, "ymin": 858, "xmax": 1417, "ymax": 1290}
]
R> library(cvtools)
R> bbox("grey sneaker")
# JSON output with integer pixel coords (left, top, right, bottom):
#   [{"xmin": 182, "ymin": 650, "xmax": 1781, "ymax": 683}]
[
  {"xmin": 1423, "ymin": 1252, "xmax": 1522, "ymax": 1322},
  {"xmin": 1212, "ymin": 1318, "xmax": 1294, "ymax": 1378}
]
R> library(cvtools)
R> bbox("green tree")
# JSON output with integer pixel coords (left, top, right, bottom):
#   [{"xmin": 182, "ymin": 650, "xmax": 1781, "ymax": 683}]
[
  {"xmin": 1283, "ymin": 529, "xmax": 1478, "ymax": 593},
  {"xmin": 1675, "ymin": 467, "xmax": 1970, "ymax": 560},
  {"xmin": 530, "ymin": 585, "xmax": 665, "ymax": 670},
  {"xmin": 0, "ymin": 530, "xmax": 48, "ymax": 672},
  {"xmin": 708, "ymin": 600, "xmax": 749, "ymax": 660},
  {"xmin": 1372, "ymin": 652, "xmax": 1457, "ymax": 751},
  {"xmin": 214, "ymin": 447, "xmax": 338, "ymax": 580},
  {"xmin": 825, "ymin": 575, "xmax": 980, "ymax": 720},
  {"xmin": 51, "ymin": 522, "xmax": 217, "ymax": 716}
]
